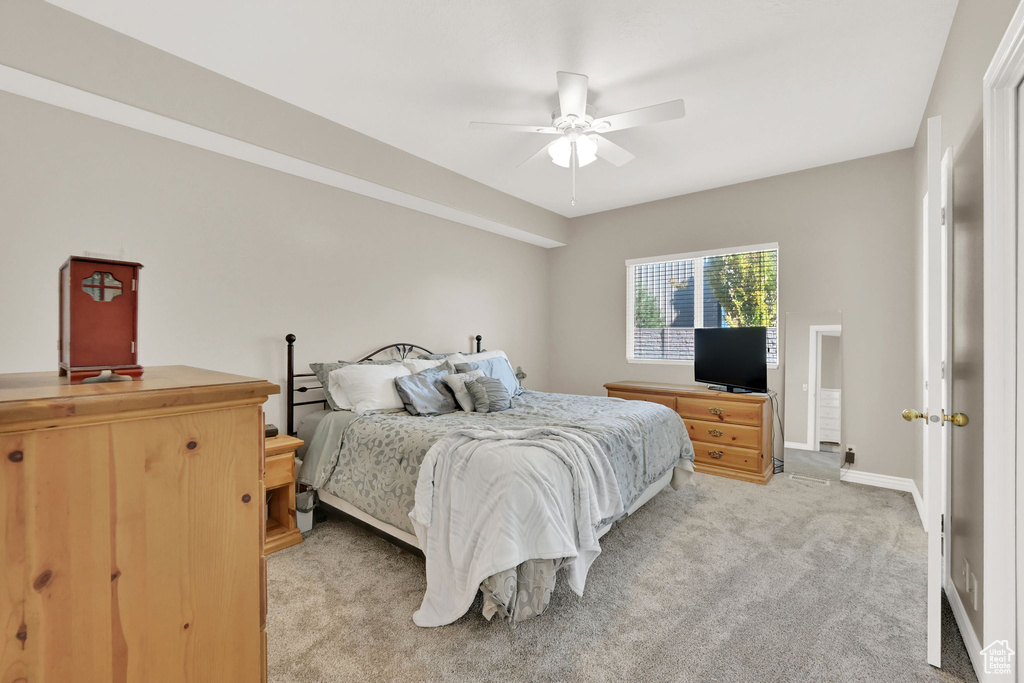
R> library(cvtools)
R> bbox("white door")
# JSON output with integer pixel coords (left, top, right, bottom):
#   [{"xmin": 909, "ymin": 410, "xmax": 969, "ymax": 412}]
[{"xmin": 909, "ymin": 116, "xmax": 952, "ymax": 667}]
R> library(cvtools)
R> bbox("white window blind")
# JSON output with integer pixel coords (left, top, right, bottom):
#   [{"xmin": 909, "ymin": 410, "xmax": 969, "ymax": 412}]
[{"xmin": 627, "ymin": 244, "xmax": 778, "ymax": 363}]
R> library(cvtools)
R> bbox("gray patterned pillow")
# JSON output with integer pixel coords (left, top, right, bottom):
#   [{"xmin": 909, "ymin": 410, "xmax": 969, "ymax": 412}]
[
  {"xmin": 394, "ymin": 367, "xmax": 458, "ymax": 416},
  {"xmin": 310, "ymin": 360, "xmax": 399, "ymax": 410},
  {"xmin": 465, "ymin": 376, "xmax": 512, "ymax": 413},
  {"xmin": 418, "ymin": 353, "xmax": 455, "ymax": 360}
]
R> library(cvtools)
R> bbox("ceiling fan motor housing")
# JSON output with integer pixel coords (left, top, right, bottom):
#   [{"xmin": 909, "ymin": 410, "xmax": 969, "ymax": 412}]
[{"xmin": 552, "ymin": 104, "xmax": 598, "ymax": 132}]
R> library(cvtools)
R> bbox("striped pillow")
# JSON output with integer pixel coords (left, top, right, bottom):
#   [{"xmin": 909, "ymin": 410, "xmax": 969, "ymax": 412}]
[{"xmin": 465, "ymin": 376, "xmax": 512, "ymax": 413}]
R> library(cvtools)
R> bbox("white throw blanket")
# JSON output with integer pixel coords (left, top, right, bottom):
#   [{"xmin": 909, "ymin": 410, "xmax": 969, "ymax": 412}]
[{"xmin": 409, "ymin": 426, "xmax": 625, "ymax": 627}]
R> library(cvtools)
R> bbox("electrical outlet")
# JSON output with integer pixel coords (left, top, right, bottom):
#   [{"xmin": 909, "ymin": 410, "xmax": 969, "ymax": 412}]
[
  {"xmin": 970, "ymin": 573, "xmax": 979, "ymax": 610},
  {"xmin": 844, "ymin": 446, "xmax": 855, "ymax": 465}
]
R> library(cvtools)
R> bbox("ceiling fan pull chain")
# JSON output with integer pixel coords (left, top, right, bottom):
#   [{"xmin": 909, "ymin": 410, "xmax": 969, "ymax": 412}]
[{"xmin": 571, "ymin": 139, "xmax": 577, "ymax": 206}]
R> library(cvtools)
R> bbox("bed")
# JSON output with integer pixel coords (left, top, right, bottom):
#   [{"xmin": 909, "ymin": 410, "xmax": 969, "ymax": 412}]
[{"xmin": 285, "ymin": 334, "xmax": 695, "ymax": 626}]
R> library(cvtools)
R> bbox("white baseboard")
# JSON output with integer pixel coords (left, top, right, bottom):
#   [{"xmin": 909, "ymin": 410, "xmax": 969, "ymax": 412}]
[
  {"xmin": 839, "ymin": 468, "xmax": 917, "ymax": 492},
  {"xmin": 944, "ymin": 577, "xmax": 984, "ymax": 681},
  {"xmin": 910, "ymin": 482, "xmax": 926, "ymax": 530},
  {"xmin": 784, "ymin": 441, "xmax": 814, "ymax": 451},
  {"xmin": 840, "ymin": 470, "xmax": 927, "ymax": 528}
]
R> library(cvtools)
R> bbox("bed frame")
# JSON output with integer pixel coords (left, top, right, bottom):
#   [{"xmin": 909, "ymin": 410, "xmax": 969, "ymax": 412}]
[
  {"xmin": 284, "ymin": 333, "xmax": 481, "ymax": 555},
  {"xmin": 285, "ymin": 332, "xmax": 482, "ymax": 437},
  {"xmin": 283, "ymin": 333, "xmax": 674, "ymax": 555}
]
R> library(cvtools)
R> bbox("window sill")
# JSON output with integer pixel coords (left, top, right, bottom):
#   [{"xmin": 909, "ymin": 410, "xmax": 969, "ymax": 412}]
[
  {"xmin": 626, "ymin": 358, "xmax": 779, "ymax": 371},
  {"xmin": 627, "ymin": 358, "xmax": 694, "ymax": 366}
]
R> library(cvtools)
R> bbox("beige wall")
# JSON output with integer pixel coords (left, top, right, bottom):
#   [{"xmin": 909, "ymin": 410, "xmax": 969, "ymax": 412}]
[
  {"xmin": 0, "ymin": 91, "xmax": 553, "ymax": 427},
  {"xmin": 0, "ymin": 0, "xmax": 560, "ymax": 427},
  {"xmin": 909, "ymin": 0, "xmax": 1021, "ymax": 644},
  {"xmin": 0, "ymin": 0, "xmax": 1003, "ymax": 497},
  {"xmin": 548, "ymin": 150, "xmax": 915, "ymax": 478},
  {"xmin": 0, "ymin": 0, "xmax": 568, "ymax": 247}
]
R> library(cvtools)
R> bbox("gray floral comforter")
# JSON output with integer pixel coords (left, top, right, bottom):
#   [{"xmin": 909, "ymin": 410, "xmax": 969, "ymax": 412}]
[{"xmin": 297, "ymin": 390, "xmax": 694, "ymax": 622}]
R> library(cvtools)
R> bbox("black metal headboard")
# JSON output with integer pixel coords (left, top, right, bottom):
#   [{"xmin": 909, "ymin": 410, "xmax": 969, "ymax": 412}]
[{"xmin": 285, "ymin": 333, "xmax": 483, "ymax": 436}]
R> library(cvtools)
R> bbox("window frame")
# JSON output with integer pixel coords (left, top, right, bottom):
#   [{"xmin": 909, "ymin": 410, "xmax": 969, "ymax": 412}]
[{"xmin": 625, "ymin": 242, "xmax": 780, "ymax": 368}]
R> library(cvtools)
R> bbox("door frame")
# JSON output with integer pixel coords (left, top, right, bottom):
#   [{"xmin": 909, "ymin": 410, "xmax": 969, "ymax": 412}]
[
  {"xmin": 983, "ymin": 1, "xmax": 1023, "ymax": 674},
  {"xmin": 813, "ymin": 326, "xmax": 841, "ymax": 448},
  {"xmin": 805, "ymin": 324, "xmax": 842, "ymax": 450},
  {"xmin": 924, "ymin": 116, "xmax": 946, "ymax": 668},
  {"xmin": 941, "ymin": 147, "xmax": 954, "ymax": 593}
]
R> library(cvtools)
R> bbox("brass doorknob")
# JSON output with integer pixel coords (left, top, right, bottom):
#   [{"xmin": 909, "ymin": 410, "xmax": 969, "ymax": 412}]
[
  {"xmin": 902, "ymin": 409, "xmax": 928, "ymax": 422},
  {"xmin": 942, "ymin": 410, "xmax": 969, "ymax": 427}
]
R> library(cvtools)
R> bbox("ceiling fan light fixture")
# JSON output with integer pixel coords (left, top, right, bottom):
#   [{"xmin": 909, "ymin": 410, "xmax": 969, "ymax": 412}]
[{"xmin": 548, "ymin": 135, "xmax": 597, "ymax": 168}]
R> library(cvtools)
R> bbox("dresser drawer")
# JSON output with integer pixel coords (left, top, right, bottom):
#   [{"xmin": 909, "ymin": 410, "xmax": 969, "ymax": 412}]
[
  {"xmin": 264, "ymin": 452, "xmax": 294, "ymax": 489},
  {"xmin": 693, "ymin": 442, "xmax": 763, "ymax": 472},
  {"xmin": 686, "ymin": 418, "xmax": 761, "ymax": 449},
  {"xmin": 607, "ymin": 390, "xmax": 676, "ymax": 409},
  {"xmin": 677, "ymin": 396, "xmax": 762, "ymax": 426}
]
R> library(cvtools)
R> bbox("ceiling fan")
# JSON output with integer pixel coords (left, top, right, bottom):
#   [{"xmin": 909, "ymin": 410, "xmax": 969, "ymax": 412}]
[{"xmin": 470, "ymin": 71, "xmax": 686, "ymax": 206}]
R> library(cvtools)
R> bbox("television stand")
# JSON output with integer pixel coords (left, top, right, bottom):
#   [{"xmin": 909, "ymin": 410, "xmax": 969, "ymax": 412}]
[
  {"xmin": 604, "ymin": 381, "xmax": 774, "ymax": 485},
  {"xmin": 706, "ymin": 384, "xmax": 753, "ymax": 394}
]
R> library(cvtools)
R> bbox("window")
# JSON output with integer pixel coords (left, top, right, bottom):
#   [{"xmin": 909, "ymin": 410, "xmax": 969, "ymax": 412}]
[
  {"xmin": 626, "ymin": 243, "xmax": 778, "ymax": 364},
  {"xmin": 81, "ymin": 271, "xmax": 123, "ymax": 302}
]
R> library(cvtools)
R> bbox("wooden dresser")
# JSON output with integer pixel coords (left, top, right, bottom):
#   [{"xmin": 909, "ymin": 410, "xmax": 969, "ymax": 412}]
[
  {"xmin": 0, "ymin": 366, "xmax": 278, "ymax": 682},
  {"xmin": 605, "ymin": 381, "xmax": 774, "ymax": 485}
]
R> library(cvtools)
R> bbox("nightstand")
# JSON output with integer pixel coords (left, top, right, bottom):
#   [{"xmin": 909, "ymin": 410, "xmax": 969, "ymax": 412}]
[{"xmin": 264, "ymin": 434, "xmax": 304, "ymax": 554}]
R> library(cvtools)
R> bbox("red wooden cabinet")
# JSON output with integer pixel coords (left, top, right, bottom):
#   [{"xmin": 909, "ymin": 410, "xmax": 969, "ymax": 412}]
[{"xmin": 58, "ymin": 256, "xmax": 143, "ymax": 383}]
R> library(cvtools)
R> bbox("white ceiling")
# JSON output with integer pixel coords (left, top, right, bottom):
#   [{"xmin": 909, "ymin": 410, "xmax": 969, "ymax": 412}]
[{"xmin": 47, "ymin": 0, "xmax": 957, "ymax": 218}]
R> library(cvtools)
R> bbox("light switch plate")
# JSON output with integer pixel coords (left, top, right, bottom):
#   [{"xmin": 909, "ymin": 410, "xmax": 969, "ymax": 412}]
[{"xmin": 970, "ymin": 573, "xmax": 979, "ymax": 610}]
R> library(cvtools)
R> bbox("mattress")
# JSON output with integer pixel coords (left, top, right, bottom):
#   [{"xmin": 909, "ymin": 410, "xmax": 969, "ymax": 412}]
[{"xmin": 298, "ymin": 390, "xmax": 694, "ymax": 536}]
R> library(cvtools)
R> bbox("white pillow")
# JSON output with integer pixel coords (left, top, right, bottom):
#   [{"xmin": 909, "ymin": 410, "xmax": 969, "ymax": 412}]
[
  {"xmin": 445, "ymin": 350, "xmax": 509, "ymax": 372},
  {"xmin": 329, "ymin": 364, "xmax": 412, "ymax": 414},
  {"xmin": 402, "ymin": 358, "xmax": 447, "ymax": 374},
  {"xmin": 442, "ymin": 370, "xmax": 485, "ymax": 412},
  {"xmin": 326, "ymin": 373, "xmax": 354, "ymax": 411}
]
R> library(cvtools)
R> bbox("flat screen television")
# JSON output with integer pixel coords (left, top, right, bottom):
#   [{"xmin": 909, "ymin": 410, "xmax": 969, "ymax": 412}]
[{"xmin": 694, "ymin": 327, "xmax": 768, "ymax": 393}]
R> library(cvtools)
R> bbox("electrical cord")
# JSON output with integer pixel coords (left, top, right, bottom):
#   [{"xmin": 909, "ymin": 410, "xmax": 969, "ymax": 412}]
[
  {"xmin": 767, "ymin": 389, "xmax": 785, "ymax": 474},
  {"xmin": 839, "ymin": 456, "xmax": 853, "ymax": 480}
]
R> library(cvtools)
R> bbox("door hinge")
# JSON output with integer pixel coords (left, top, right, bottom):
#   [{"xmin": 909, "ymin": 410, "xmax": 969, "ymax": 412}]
[
  {"xmin": 941, "ymin": 207, "xmax": 947, "ymax": 226},
  {"xmin": 940, "ymin": 513, "xmax": 944, "ymax": 533},
  {"xmin": 940, "ymin": 361, "xmax": 946, "ymax": 379}
]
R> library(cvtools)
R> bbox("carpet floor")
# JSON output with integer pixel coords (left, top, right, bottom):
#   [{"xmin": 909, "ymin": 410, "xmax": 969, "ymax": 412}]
[{"xmin": 267, "ymin": 473, "xmax": 976, "ymax": 682}]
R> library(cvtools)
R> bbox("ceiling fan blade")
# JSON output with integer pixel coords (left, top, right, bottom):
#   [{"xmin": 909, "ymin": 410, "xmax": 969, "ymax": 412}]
[
  {"xmin": 517, "ymin": 140, "xmax": 555, "ymax": 168},
  {"xmin": 556, "ymin": 71, "xmax": 589, "ymax": 120},
  {"xmin": 591, "ymin": 99, "xmax": 686, "ymax": 133},
  {"xmin": 591, "ymin": 134, "xmax": 635, "ymax": 167},
  {"xmin": 470, "ymin": 121, "xmax": 560, "ymax": 134}
]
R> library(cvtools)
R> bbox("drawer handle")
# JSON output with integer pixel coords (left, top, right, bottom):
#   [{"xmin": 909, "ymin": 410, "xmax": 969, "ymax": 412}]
[
  {"xmin": 708, "ymin": 450, "xmax": 724, "ymax": 459},
  {"xmin": 708, "ymin": 428, "xmax": 724, "ymax": 437},
  {"xmin": 707, "ymin": 407, "xmax": 724, "ymax": 416}
]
